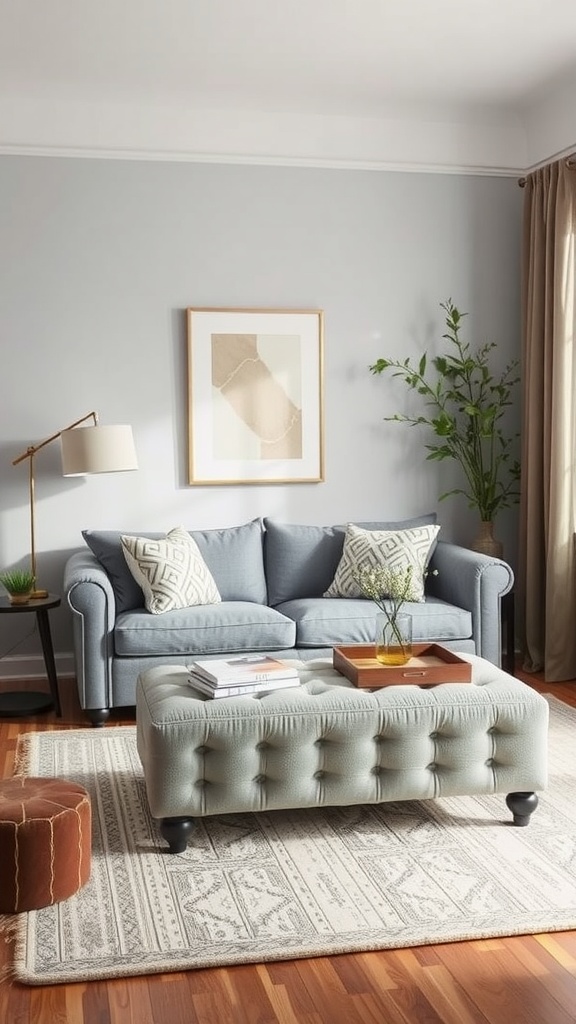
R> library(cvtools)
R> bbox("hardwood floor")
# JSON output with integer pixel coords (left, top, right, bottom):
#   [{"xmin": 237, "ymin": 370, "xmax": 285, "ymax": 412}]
[{"xmin": 1, "ymin": 668, "xmax": 575, "ymax": 1024}]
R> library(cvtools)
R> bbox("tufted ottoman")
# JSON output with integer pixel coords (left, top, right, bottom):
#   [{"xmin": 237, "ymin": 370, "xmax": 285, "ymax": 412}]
[
  {"xmin": 135, "ymin": 655, "xmax": 549, "ymax": 854},
  {"xmin": 0, "ymin": 777, "xmax": 91, "ymax": 913}
]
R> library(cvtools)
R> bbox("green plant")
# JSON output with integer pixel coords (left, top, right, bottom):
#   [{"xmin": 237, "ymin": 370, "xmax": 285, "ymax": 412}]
[
  {"xmin": 369, "ymin": 299, "xmax": 521, "ymax": 522},
  {"xmin": 0, "ymin": 569, "xmax": 35, "ymax": 594}
]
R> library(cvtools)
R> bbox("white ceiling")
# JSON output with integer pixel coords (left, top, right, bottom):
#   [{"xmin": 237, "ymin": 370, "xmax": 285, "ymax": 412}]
[{"xmin": 1, "ymin": 0, "xmax": 576, "ymax": 173}]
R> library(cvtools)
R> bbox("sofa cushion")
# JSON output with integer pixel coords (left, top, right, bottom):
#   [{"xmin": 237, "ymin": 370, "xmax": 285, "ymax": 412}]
[
  {"xmin": 121, "ymin": 527, "xmax": 221, "ymax": 614},
  {"xmin": 194, "ymin": 519, "xmax": 267, "ymax": 605},
  {"xmin": 114, "ymin": 602, "xmax": 296, "ymax": 657},
  {"xmin": 324, "ymin": 523, "xmax": 440, "ymax": 603},
  {"xmin": 275, "ymin": 596, "xmax": 472, "ymax": 648},
  {"xmin": 263, "ymin": 514, "xmax": 437, "ymax": 606},
  {"xmin": 83, "ymin": 518, "xmax": 267, "ymax": 613},
  {"xmin": 83, "ymin": 530, "xmax": 145, "ymax": 613}
]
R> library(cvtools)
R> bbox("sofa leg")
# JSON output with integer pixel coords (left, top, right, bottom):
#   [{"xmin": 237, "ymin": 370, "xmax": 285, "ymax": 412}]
[
  {"xmin": 160, "ymin": 816, "xmax": 195, "ymax": 853},
  {"xmin": 86, "ymin": 708, "xmax": 110, "ymax": 727},
  {"xmin": 506, "ymin": 791, "xmax": 538, "ymax": 826}
]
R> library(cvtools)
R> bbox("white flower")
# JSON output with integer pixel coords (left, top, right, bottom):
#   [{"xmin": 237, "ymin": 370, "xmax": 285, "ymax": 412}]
[{"xmin": 352, "ymin": 562, "xmax": 438, "ymax": 648}]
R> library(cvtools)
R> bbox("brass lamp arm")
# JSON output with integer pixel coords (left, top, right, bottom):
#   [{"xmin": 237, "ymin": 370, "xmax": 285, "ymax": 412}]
[
  {"xmin": 10, "ymin": 410, "xmax": 136, "ymax": 600},
  {"xmin": 12, "ymin": 411, "xmax": 99, "ymax": 466},
  {"xmin": 11, "ymin": 410, "xmax": 98, "ymax": 598}
]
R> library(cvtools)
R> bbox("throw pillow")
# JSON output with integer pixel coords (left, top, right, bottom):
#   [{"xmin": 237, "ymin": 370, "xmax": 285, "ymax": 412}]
[
  {"xmin": 121, "ymin": 526, "xmax": 221, "ymax": 614},
  {"xmin": 323, "ymin": 523, "xmax": 440, "ymax": 603}
]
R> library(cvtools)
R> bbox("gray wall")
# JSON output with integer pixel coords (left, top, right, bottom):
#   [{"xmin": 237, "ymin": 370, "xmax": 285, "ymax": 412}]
[{"xmin": 0, "ymin": 155, "xmax": 522, "ymax": 671}]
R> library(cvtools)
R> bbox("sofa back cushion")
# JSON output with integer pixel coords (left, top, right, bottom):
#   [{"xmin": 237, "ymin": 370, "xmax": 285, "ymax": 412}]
[
  {"xmin": 263, "ymin": 514, "xmax": 437, "ymax": 606},
  {"xmin": 83, "ymin": 518, "xmax": 267, "ymax": 613}
]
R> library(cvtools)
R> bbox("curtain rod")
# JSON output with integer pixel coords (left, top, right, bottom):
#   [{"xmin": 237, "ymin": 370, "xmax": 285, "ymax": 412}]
[{"xmin": 518, "ymin": 155, "xmax": 576, "ymax": 187}]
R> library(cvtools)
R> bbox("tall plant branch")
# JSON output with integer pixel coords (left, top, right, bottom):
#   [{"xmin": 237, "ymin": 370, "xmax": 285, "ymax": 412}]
[{"xmin": 369, "ymin": 299, "xmax": 520, "ymax": 522}]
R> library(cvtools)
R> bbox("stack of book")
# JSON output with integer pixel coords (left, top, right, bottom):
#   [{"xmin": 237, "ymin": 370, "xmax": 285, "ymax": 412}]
[{"xmin": 187, "ymin": 654, "xmax": 300, "ymax": 699}]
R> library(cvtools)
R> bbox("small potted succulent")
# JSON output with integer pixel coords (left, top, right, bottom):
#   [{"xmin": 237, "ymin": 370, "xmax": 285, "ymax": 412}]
[{"xmin": 0, "ymin": 569, "xmax": 36, "ymax": 605}]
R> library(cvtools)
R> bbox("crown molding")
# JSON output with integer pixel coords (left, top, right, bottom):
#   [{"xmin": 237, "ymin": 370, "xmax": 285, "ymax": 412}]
[
  {"xmin": 0, "ymin": 96, "xmax": 528, "ymax": 176},
  {"xmin": 0, "ymin": 144, "xmax": 526, "ymax": 178}
]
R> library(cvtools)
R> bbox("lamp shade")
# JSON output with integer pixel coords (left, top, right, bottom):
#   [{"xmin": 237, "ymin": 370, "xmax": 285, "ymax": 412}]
[{"xmin": 60, "ymin": 425, "xmax": 138, "ymax": 476}]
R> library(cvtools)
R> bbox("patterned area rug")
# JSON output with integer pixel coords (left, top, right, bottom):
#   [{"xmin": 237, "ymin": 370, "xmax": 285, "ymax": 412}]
[{"xmin": 10, "ymin": 696, "xmax": 576, "ymax": 985}]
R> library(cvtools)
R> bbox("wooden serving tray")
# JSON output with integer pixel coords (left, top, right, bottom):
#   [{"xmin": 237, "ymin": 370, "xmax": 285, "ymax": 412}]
[{"xmin": 333, "ymin": 644, "xmax": 472, "ymax": 688}]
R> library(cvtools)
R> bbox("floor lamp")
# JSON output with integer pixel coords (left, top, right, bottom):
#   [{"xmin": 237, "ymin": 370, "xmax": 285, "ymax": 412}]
[{"xmin": 12, "ymin": 411, "xmax": 138, "ymax": 599}]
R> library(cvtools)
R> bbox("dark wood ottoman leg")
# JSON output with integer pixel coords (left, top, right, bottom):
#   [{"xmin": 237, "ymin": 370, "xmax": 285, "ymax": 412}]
[
  {"xmin": 160, "ymin": 817, "xmax": 196, "ymax": 854},
  {"xmin": 506, "ymin": 791, "xmax": 539, "ymax": 826}
]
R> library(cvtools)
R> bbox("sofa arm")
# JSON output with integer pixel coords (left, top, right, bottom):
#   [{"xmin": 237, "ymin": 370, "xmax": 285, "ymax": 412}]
[
  {"xmin": 426, "ymin": 541, "xmax": 514, "ymax": 667},
  {"xmin": 64, "ymin": 551, "xmax": 117, "ymax": 719}
]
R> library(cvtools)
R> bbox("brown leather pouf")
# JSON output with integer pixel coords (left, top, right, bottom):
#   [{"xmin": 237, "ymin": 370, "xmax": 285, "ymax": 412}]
[{"xmin": 0, "ymin": 776, "xmax": 91, "ymax": 913}]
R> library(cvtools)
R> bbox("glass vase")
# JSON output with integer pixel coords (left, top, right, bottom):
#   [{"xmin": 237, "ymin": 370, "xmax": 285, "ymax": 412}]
[{"xmin": 375, "ymin": 612, "xmax": 413, "ymax": 666}]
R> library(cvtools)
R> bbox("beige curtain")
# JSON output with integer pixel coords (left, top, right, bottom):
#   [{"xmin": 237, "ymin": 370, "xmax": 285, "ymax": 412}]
[{"xmin": 520, "ymin": 158, "xmax": 576, "ymax": 679}]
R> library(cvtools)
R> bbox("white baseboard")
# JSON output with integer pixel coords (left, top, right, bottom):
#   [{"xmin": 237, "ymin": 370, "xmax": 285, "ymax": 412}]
[{"xmin": 0, "ymin": 652, "xmax": 75, "ymax": 681}]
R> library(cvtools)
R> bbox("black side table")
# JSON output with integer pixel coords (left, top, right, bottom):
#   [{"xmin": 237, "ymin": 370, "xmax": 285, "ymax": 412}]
[{"xmin": 0, "ymin": 594, "xmax": 62, "ymax": 717}]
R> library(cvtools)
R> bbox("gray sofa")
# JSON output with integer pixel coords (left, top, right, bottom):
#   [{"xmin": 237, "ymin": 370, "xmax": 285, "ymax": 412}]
[{"xmin": 63, "ymin": 515, "xmax": 514, "ymax": 726}]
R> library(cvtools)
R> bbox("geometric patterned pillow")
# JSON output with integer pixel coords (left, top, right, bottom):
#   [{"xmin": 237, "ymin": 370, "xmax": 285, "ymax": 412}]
[
  {"xmin": 323, "ymin": 522, "xmax": 440, "ymax": 603},
  {"xmin": 121, "ymin": 526, "xmax": 221, "ymax": 615}
]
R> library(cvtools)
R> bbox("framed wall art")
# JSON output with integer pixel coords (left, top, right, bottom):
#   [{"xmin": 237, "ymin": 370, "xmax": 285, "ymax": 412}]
[{"xmin": 186, "ymin": 307, "xmax": 324, "ymax": 485}]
